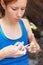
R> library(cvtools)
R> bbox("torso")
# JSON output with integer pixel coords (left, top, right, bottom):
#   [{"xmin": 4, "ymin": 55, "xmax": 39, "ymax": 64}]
[{"xmin": 0, "ymin": 18, "xmax": 29, "ymax": 65}]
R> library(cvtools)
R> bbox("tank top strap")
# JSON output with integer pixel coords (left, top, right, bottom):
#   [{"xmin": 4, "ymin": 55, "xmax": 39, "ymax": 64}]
[{"xmin": 19, "ymin": 19, "xmax": 27, "ymax": 36}]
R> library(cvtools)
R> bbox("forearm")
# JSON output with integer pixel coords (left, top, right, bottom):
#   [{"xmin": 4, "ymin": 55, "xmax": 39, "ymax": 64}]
[
  {"xmin": 0, "ymin": 49, "xmax": 7, "ymax": 60},
  {"xmin": 29, "ymin": 33, "xmax": 41, "ymax": 53},
  {"xmin": 30, "ymin": 34, "xmax": 40, "ymax": 49},
  {"xmin": 29, "ymin": 33, "xmax": 39, "ymax": 45}
]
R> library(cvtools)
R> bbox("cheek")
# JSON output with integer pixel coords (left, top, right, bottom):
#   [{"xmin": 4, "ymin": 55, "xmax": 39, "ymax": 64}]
[
  {"xmin": 21, "ymin": 10, "xmax": 25, "ymax": 16},
  {"xmin": 7, "ymin": 10, "xmax": 13, "ymax": 16},
  {"xmin": 6, "ymin": 8, "xmax": 15, "ymax": 18}
]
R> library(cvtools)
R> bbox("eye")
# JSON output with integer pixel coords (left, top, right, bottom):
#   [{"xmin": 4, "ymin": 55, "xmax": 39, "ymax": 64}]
[
  {"xmin": 12, "ymin": 8, "xmax": 17, "ymax": 11},
  {"xmin": 21, "ymin": 8, "xmax": 25, "ymax": 10},
  {"xmin": 11, "ymin": 7, "xmax": 18, "ymax": 11}
]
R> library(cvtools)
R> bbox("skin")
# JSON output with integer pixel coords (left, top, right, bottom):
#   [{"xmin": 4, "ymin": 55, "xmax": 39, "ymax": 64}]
[{"xmin": 0, "ymin": 0, "xmax": 40, "ymax": 60}]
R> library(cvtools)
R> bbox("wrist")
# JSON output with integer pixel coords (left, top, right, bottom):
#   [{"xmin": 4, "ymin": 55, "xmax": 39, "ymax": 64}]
[{"xmin": 0, "ymin": 49, "xmax": 7, "ymax": 60}]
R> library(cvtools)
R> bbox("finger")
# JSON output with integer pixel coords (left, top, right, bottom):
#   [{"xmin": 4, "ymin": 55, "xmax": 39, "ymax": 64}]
[
  {"xmin": 19, "ymin": 48, "xmax": 26, "ymax": 55},
  {"xmin": 13, "ymin": 48, "xmax": 26, "ymax": 58},
  {"xmin": 14, "ymin": 42, "xmax": 21, "ymax": 46},
  {"xmin": 16, "ymin": 47, "xmax": 26, "ymax": 54},
  {"xmin": 14, "ymin": 41, "xmax": 24, "ymax": 50},
  {"xmin": 14, "ymin": 41, "xmax": 24, "ymax": 46}
]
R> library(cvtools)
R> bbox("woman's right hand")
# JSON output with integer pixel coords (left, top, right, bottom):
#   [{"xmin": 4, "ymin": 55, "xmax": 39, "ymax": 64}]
[{"xmin": 1, "ymin": 42, "xmax": 26, "ymax": 59}]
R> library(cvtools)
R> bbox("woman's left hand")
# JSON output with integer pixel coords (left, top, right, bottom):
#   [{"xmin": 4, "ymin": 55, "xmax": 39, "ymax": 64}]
[{"xmin": 26, "ymin": 42, "xmax": 40, "ymax": 53}]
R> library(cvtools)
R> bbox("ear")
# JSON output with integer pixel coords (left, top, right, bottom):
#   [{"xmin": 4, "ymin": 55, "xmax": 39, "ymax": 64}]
[{"xmin": 1, "ymin": 0, "xmax": 6, "ymax": 10}]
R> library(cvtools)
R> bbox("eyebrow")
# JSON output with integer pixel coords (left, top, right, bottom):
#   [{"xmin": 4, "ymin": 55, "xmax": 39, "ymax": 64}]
[{"xmin": 10, "ymin": 6, "xmax": 26, "ymax": 8}]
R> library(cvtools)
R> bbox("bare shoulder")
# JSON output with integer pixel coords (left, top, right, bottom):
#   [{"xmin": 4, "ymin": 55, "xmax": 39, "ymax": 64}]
[
  {"xmin": 22, "ymin": 18, "xmax": 31, "ymax": 31},
  {"xmin": 21, "ymin": 18, "xmax": 30, "ymax": 25},
  {"xmin": 21, "ymin": 18, "xmax": 31, "ymax": 31},
  {"xmin": 21, "ymin": 18, "xmax": 33, "ymax": 37}
]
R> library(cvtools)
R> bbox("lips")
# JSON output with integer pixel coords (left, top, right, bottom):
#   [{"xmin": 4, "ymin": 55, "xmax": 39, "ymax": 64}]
[{"xmin": 15, "ymin": 17, "xmax": 21, "ymax": 20}]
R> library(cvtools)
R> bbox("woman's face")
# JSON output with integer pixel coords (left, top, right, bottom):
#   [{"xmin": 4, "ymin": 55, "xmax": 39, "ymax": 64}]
[{"xmin": 3, "ymin": 0, "xmax": 27, "ymax": 22}]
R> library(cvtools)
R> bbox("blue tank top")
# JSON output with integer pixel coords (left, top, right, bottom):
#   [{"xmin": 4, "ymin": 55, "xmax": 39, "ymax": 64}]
[{"xmin": 0, "ymin": 19, "xmax": 29, "ymax": 65}]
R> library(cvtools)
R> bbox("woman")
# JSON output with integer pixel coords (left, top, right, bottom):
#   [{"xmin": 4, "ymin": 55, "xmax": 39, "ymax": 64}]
[{"xmin": 0, "ymin": 0, "xmax": 40, "ymax": 65}]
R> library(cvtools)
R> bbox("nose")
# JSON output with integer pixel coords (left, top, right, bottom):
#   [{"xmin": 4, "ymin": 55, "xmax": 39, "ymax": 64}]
[{"xmin": 16, "ymin": 9, "xmax": 22, "ymax": 18}]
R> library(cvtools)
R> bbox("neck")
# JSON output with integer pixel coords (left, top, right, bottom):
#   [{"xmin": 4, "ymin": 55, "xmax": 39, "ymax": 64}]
[{"xmin": 2, "ymin": 15, "xmax": 19, "ymax": 26}]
